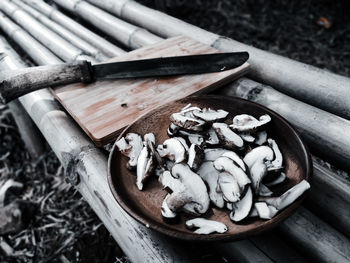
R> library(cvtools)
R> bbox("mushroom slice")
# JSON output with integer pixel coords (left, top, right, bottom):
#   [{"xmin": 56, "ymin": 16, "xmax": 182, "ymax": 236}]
[
  {"xmin": 221, "ymin": 151, "xmax": 246, "ymax": 172},
  {"xmin": 254, "ymin": 202, "xmax": 278, "ymax": 219},
  {"xmin": 212, "ymin": 123, "xmax": 244, "ymax": 150},
  {"xmin": 243, "ymin": 146, "xmax": 274, "ymax": 169},
  {"xmin": 161, "ymin": 194, "xmax": 177, "ymax": 218},
  {"xmin": 157, "ymin": 138, "xmax": 187, "ymax": 163},
  {"xmin": 197, "ymin": 162, "xmax": 224, "ymax": 208},
  {"xmin": 162, "ymin": 163, "xmax": 210, "ymax": 216},
  {"xmin": 115, "ymin": 133, "xmax": 143, "ymax": 170},
  {"xmin": 255, "ymin": 131, "xmax": 267, "ymax": 145},
  {"xmin": 214, "ymin": 156, "xmax": 251, "ymax": 188},
  {"xmin": 193, "ymin": 108, "xmax": 229, "ymax": 122},
  {"xmin": 258, "ymin": 184, "xmax": 273, "ymax": 197},
  {"xmin": 250, "ymin": 161, "xmax": 268, "ymax": 195},
  {"xmin": 218, "ymin": 172, "xmax": 241, "ymax": 203},
  {"xmin": 170, "ymin": 112, "xmax": 205, "ymax": 131},
  {"xmin": 267, "ymin": 138, "xmax": 283, "ymax": 171},
  {"xmin": 265, "ymin": 172, "xmax": 286, "ymax": 187},
  {"xmin": 136, "ymin": 133, "xmax": 155, "ymax": 191},
  {"xmin": 180, "ymin": 104, "xmax": 202, "ymax": 117},
  {"xmin": 204, "ymin": 148, "xmax": 228, "ymax": 161},
  {"xmin": 186, "ymin": 218, "xmax": 228, "ymax": 235},
  {"xmin": 262, "ymin": 180, "xmax": 310, "ymax": 210},
  {"xmin": 206, "ymin": 128, "xmax": 220, "ymax": 145},
  {"xmin": 240, "ymin": 133, "xmax": 255, "ymax": 143},
  {"xmin": 226, "ymin": 202, "xmax": 233, "ymax": 210},
  {"xmin": 229, "ymin": 187, "xmax": 253, "ymax": 222},
  {"xmin": 174, "ymin": 137, "xmax": 189, "ymax": 152},
  {"xmin": 230, "ymin": 114, "xmax": 271, "ymax": 132},
  {"xmin": 187, "ymin": 144, "xmax": 204, "ymax": 171},
  {"xmin": 178, "ymin": 130, "xmax": 205, "ymax": 146},
  {"xmin": 167, "ymin": 123, "xmax": 180, "ymax": 136}
]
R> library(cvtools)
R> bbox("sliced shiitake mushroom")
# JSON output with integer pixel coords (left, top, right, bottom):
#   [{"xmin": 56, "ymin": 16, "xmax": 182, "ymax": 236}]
[
  {"xmin": 186, "ymin": 218, "xmax": 228, "ymax": 234},
  {"xmin": 230, "ymin": 114, "xmax": 271, "ymax": 132},
  {"xmin": 115, "ymin": 133, "xmax": 143, "ymax": 170},
  {"xmin": 212, "ymin": 123, "xmax": 244, "ymax": 150}
]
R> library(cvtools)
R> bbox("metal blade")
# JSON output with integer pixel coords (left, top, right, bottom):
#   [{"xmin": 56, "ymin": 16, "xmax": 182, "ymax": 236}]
[{"xmin": 92, "ymin": 52, "xmax": 249, "ymax": 80}]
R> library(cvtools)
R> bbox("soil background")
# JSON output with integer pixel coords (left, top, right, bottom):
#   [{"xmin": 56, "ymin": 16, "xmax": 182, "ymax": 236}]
[{"xmin": 0, "ymin": 0, "xmax": 349, "ymax": 262}]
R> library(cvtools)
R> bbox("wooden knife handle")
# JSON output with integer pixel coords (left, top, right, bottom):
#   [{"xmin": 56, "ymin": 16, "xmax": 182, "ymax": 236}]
[{"xmin": 0, "ymin": 60, "xmax": 93, "ymax": 103}]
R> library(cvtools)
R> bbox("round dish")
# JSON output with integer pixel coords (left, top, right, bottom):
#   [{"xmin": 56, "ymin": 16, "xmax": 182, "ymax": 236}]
[{"xmin": 108, "ymin": 95, "xmax": 312, "ymax": 241}]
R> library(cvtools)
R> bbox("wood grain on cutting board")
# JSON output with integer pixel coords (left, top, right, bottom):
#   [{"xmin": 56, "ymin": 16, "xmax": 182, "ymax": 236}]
[{"xmin": 53, "ymin": 36, "xmax": 249, "ymax": 146}]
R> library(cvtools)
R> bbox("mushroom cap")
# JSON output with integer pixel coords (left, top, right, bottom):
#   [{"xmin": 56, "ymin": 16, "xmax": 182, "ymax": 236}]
[
  {"xmin": 212, "ymin": 122, "xmax": 244, "ymax": 150},
  {"xmin": 221, "ymin": 151, "xmax": 246, "ymax": 172}
]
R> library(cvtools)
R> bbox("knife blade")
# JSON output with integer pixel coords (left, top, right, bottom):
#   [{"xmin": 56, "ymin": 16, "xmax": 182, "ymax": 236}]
[{"xmin": 0, "ymin": 52, "xmax": 249, "ymax": 103}]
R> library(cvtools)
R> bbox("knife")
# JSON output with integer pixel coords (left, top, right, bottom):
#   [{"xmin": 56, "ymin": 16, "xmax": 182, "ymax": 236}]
[{"xmin": 0, "ymin": 52, "xmax": 249, "ymax": 103}]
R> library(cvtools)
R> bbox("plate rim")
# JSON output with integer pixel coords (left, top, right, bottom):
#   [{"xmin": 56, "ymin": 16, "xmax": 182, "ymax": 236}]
[{"xmin": 107, "ymin": 95, "xmax": 312, "ymax": 242}]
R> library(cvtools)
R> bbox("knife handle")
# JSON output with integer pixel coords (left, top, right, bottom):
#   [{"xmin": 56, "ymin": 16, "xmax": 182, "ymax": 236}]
[{"xmin": 0, "ymin": 60, "xmax": 93, "ymax": 104}]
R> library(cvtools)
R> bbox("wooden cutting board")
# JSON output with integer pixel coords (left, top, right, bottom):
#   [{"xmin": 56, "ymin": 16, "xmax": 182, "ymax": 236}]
[{"xmin": 53, "ymin": 36, "xmax": 249, "ymax": 146}]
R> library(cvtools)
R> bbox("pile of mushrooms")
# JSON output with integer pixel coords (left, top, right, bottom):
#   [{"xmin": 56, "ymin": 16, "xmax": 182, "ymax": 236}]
[{"xmin": 115, "ymin": 104, "xmax": 310, "ymax": 235}]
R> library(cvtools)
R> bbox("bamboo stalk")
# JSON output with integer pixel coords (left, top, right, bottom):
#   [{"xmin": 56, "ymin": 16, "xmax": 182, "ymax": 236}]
[
  {"xmin": 53, "ymin": 0, "xmax": 163, "ymax": 49},
  {"xmin": 0, "ymin": 12, "xmax": 60, "ymax": 65},
  {"xmin": 0, "ymin": 0, "xmax": 84, "ymax": 62},
  {"xmin": 0, "ymin": 35, "xmax": 45, "ymax": 159},
  {"xmin": 220, "ymin": 78, "xmax": 350, "ymax": 171},
  {"xmin": 308, "ymin": 157, "xmax": 350, "ymax": 237},
  {"xmin": 20, "ymin": 0, "xmax": 124, "ymax": 58},
  {"xmin": 12, "ymin": 0, "xmax": 108, "ymax": 61},
  {"xmin": 0, "ymin": 35, "xmax": 193, "ymax": 263},
  {"xmin": 86, "ymin": 0, "xmax": 350, "ymax": 120},
  {"xmin": 280, "ymin": 207, "xmax": 350, "ymax": 263}
]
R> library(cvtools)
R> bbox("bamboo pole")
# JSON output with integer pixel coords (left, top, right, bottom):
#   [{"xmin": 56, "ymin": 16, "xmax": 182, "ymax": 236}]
[
  {"xmin": 86, "ymin": 0, "xmax": 350, "ymax": 120},
  {"xmin": 308, "ymin": 157, "xmax": 350, "ymax": 237},
  {"xmin": 220, "ymin": 78, "xmax": 350, "ymax": 171},
  {"xmin": 0, "ymin": 35, "xmax": 194, "ymax": 263},
  {"xmin": 280, "ymin": 207, "xmax": 350, "ymax": 263},
  {"xmin": 0, "ymin": 12, "xmax": 60, "ymax": 65},
  {"xmin": 53, "ymin": 0, "xmax": 163, "ymax": 49},
  {"xmin": 11, "ymin": 0, "xmax": 108, "ymax": 61},
  {"xmin": 0, "ymin": 48, "xmax": 45, "ymax": 159},
  {"xmin": 20, "ymin": 0, "xmax": 124, "ymax": 58},
  {"xmin": 0, "ymin": 0, "xmax": 84, "ymax": 62}
]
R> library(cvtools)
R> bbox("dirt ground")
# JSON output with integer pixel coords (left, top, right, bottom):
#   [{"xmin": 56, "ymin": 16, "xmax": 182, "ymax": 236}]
[{"xmin": 0, "ymin": 0, "xmax": 349, "ymax": 262}]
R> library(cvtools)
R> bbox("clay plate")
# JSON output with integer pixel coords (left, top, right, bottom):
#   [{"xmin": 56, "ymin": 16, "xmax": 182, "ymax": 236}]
[{"xmin": 108, "ymin": 95, "xmax": 312, "ymax": 241}]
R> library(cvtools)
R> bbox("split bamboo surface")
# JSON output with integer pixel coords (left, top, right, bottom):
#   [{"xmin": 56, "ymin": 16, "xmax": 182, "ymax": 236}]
[
  {"xmin": 53, "ymin": 0, "xmax": 163, "ymax": 49},
  {"xmin": 1, "ymin": 1, "xmax": 350, "ymax": 262},
  {"xmin": 86, "ymin": 0, "xmax": 350, "ymax": 121},
  {"xmin": 21, "ymin": 0, "xmax": 124, "ymax": 57}
]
